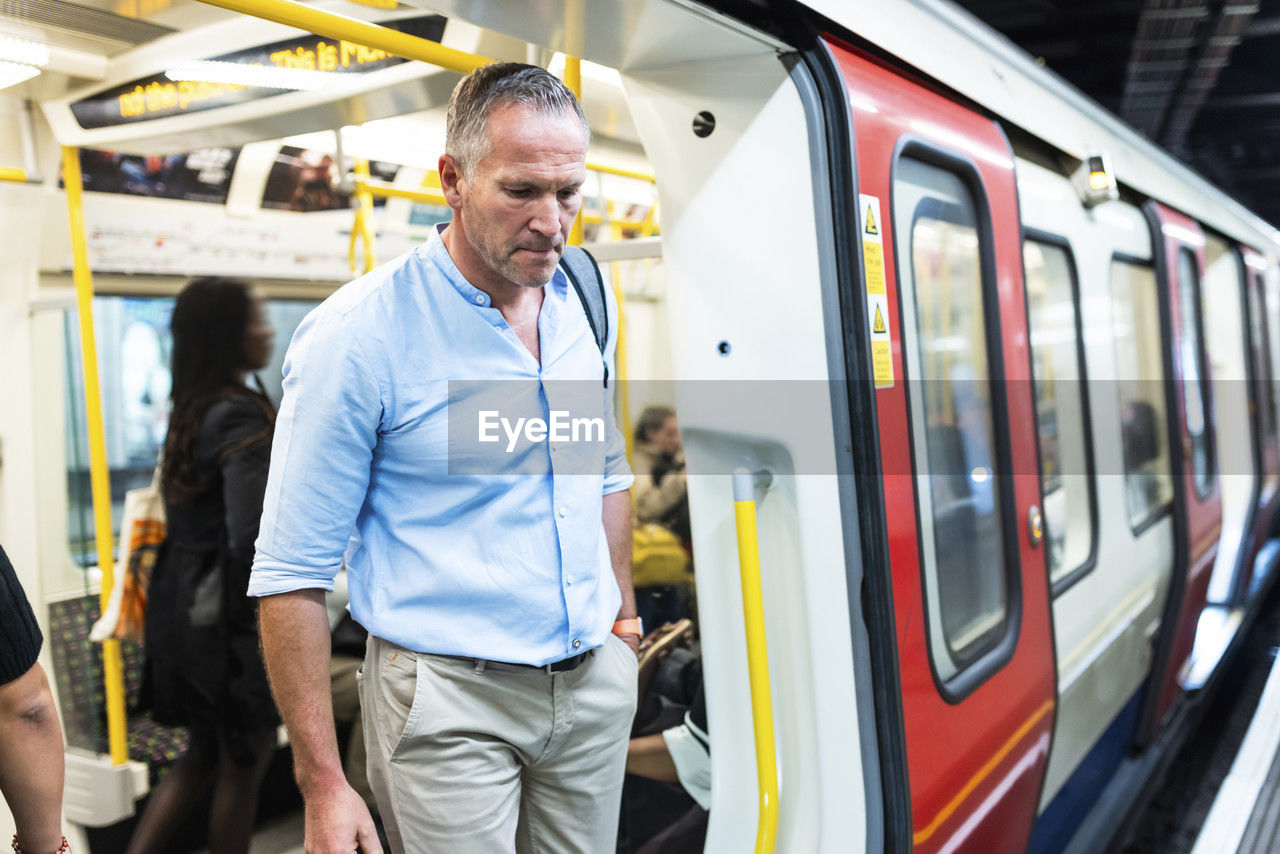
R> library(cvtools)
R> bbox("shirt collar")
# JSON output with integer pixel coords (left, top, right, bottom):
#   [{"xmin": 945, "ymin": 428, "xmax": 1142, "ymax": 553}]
[{"xmin": 423, "ymin": 222, "xmax": 570, "ymax": 309}]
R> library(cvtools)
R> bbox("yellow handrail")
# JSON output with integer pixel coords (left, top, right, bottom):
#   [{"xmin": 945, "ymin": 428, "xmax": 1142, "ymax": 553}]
[
  {"xmin": 585, "ymin": 162, "xmax": 656, "ymax": 183},
  {"xmin": 356, "ymin": 179, "xmax": 447, "ymax": 207},
  {"xmin": 731, "ymin": 470, "xmax": 779, "ymax": 853},
  {"xmin": 193, "ymin": 0, "xmax": 491, "ymax": 72},
  {"xmin": 565, "ymin": 55, "xmax": 584, "ymax": 247},
  {"xmin": 62, "ymin": 146, "xmax": 128, "ymax": 766},
  {"xmin": 348, "ymin": 158, "xmax": 376, "ymax": 274},
  {"xmin": 0, "ymin": 167, "xmax": 26, "ymax": 183},
  {"xmin": 611, "ymin": 267, "xmax": 632, "ymax": 458}
]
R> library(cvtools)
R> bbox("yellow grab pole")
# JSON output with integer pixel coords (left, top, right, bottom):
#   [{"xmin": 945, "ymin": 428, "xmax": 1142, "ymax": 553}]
[
  {"xmin": 731, "ymin": 470, "xmax": 779, "ymax": 854},
  {"xmin": 610, "ymin": 266, "xmax": 632, "ymax": 459},
  {"xmin": 351, "ymin": 158, "xmax": 376, "ymax": 273},
  {"xmin": 62, "ymin": 146, "xmax": 128, "ymax": 766},
  {"xmin": 193, "ymin": 0, "xmax": 491, "ymax": 72},
  {"xmin": 563, "ymin": 55, "xmax": 585, "ymax": 247},
  {"xmin": 0, "ymin": 167, "xmax": 26, "ymax": 183}
]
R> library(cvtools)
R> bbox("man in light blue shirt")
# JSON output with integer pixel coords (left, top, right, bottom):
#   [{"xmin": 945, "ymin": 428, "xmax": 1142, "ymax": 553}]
[{"xmin": 251, "ymin": 63, "xmax": 639, "ymax": 853}]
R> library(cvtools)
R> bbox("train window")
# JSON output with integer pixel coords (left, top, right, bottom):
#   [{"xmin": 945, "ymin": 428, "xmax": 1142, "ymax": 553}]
[
  {"xmin": 1248, "ymin": 275, "xmax": 1279, "ymax": 474},
  {"xmin": 64, "ymin": 295, "xmax": 319, "ymax": 566},
  {"xmin": 1109, "ymin": 259, "xmax": 1174, "ymax": 529},
  {"xmin": 1023, "ymin": 239, "xmax": 1094, "ymax": 587},
  {"xmin": 1177, "ymin": 249, "xmax": 1214, "ymax": 497},
  {"xmin": 894, "ymin": 155, "xmax": 1009, "ymax": 680}
]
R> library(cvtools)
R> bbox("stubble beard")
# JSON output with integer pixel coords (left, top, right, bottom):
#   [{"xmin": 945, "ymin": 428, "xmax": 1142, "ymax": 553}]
[{"xmin": 469, "ymin": 227, "xmax": 562, "ymax": 289}]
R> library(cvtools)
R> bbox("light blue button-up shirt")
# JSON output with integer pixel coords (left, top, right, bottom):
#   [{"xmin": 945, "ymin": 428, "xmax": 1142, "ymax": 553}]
[{"xmin": 249, "ymin": 226, "xmax": 632, "ymax": 666}]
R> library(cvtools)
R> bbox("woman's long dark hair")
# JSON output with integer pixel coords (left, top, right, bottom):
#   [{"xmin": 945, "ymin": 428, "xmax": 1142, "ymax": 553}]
[{"xmin": 161, "ymin": 278, "xmax": 274, "ymax": 502}]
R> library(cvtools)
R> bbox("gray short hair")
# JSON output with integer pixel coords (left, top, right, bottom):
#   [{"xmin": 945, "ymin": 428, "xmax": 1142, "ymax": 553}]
[{"xmin": 446, "ymin": 62, "xmax": 590, "ymax": 178}]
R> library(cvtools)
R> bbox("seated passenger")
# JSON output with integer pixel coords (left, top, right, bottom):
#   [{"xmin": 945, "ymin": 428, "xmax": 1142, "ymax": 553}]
[
  {"xmin": 633, "ymin": 406, "xmax": 690, "ymax": 543},
  {"xmin": 622, "ymin": 622, "xmax": 708, "ymax": 854}
]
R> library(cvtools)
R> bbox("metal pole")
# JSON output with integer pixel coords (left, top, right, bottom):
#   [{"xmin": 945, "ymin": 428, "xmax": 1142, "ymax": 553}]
[
  {"xmin": 62, "ymin": 146, "xmax": 129, "ymax": 766},
  {"xmin": 192, "ymin": 0, "xmax": 491, "ymax": 72}
]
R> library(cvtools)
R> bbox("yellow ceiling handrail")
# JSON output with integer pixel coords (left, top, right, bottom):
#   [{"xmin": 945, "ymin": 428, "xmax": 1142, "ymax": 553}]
[
  {"xmin": 586, "ymin": 162, "xmax": 656, "ymax": 183},
  {"xmin": 356, "ymin": 179, "xmax": 447, "ymax": 207},
  {"xmin": 192, "ymin": 0, "xmax": 491, "ymax": 72},
  {"xmin": 0, "ymin": 167, "xmax": 26, "ymax": 183}
]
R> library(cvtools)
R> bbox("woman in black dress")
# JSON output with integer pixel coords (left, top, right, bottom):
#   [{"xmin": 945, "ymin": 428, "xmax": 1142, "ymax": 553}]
[{"xmin": 128, "ymin": 278, "xmax": 280, "ymax": 854}]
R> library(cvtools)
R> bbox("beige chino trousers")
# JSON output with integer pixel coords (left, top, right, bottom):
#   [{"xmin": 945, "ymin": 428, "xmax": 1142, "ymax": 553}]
[{"xmin": 359, "ymin": 634, "xmax": 638, "ymax": 853}]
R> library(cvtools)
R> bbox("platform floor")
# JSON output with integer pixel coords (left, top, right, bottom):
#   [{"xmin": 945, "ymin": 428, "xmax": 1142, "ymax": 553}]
[
  {"xmin": 1192, "ymin": 650, "xmax": 1280, "ymax": 854},
  {"xmin": 194, "ymin": 811, "xmax": 304, "ymax": 854}
]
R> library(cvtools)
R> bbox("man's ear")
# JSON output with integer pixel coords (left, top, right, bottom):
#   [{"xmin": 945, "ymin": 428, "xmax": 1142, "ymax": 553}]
[{"xmin": 438, "ymin": 154, "xmax": 464, "ymax": 211}]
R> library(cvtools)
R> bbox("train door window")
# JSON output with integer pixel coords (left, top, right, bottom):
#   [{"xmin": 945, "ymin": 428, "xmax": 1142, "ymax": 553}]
[
  {"xmin": 1110, "ymin": 259, "xmax": 1174, "ymax": 528},
  {"xmin": 1023, "ymin": 238, "xmax": 1095, "ymax": 587},
  {"xmin": 1177, "ymin": 249, "xmax": 1214, "ymax": 497},
  {"xmin": 64, "ymin": 295, "xmax": 320, "ymax": 566},
  {"xmin": 894, "ymin": 155, "xmax": 1009, "ymax": 680},
  {"xmin": 1247, "ymin": 274, "xmax": 1278, "ymax": 491}
]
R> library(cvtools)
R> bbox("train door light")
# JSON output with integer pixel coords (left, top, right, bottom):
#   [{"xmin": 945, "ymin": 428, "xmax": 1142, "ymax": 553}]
[{"xmin": 1074, "ymin": 150, "xmax": 1118, "ymax": 207}]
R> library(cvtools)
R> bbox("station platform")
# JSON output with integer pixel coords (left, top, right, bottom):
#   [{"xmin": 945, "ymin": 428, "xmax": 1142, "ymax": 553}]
[{"xmin": 1191, "ymin": 650, "xmax": 1280, "ymax": 853}]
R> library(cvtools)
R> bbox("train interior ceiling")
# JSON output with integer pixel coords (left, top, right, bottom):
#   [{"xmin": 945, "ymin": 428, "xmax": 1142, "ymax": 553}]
[{"xmin": 7, "ymin": 0, "xmax": 1280, "ymax": 852}]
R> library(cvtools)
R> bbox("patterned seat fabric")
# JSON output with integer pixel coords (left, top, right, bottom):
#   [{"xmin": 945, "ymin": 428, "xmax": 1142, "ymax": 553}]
[{"xmin": 48, "ymin": 595, "xmax": 189, "ymax": 783}]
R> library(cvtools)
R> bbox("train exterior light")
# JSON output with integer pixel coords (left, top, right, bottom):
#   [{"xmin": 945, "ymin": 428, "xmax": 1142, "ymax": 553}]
[{"xmin": 1074, "ymin": 150, "xmax": 1120, "ymax": 207}]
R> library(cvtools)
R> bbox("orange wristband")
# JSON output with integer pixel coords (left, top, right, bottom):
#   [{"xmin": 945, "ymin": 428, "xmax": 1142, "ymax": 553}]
[{"xmin": 612, "ymin": 618, "xmax": 642, "ymax": 637}]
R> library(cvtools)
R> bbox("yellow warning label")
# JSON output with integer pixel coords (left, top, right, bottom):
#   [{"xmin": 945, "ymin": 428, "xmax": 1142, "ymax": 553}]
[
  {"xmin": 864, "ymin": 204, "xmax": 879, "ymax": 236},
  {"xmin": 873, "ymin": 304, "xmax": 887, "ymax": 335},
  {"xmin": 872, "ymin": 341, "xmax": 893, "ymax": 388},
  {"xmin": 863, "ymin": 240, "xmax": 886, "ymax": 295}
]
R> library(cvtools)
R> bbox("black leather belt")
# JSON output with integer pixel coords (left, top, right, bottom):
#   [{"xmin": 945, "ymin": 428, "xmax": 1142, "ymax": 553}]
[{"xmin": 439, "ymin": 650, "xmax": 592, "ymax": 673}]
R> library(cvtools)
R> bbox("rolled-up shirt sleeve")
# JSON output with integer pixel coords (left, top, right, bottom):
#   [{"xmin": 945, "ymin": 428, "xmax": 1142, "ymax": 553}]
[
  {"xmin": 250, "ymin": 305, "xmax": 383, "ymax": 596},
  {"xmin": 600, "ymin": 268, "xmax": 634, "ymax": 496}
]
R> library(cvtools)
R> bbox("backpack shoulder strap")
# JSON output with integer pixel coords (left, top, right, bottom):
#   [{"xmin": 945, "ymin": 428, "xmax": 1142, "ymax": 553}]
[{"xmin": 560, "ymin": 246, "xmax": 611, "ymax": 387}]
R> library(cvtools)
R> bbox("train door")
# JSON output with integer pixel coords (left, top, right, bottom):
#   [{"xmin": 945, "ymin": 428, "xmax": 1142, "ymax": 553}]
[
  {"xmin": 1238, "ymin": 246, "xmax": 1280, "ymax": 601},
  {"xmin": 1139, "ymin": 203, "xmax": 1222, "ymax": 734},
  {"xmin": 826, "ymin": 41, "xmax": 1055, "ymax": 852}
]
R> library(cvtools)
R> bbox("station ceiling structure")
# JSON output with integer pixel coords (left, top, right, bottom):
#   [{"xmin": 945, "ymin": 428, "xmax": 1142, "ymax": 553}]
[{"xmin": 953, "ymin": 0, "xmax": 1280, "ymax": 227}]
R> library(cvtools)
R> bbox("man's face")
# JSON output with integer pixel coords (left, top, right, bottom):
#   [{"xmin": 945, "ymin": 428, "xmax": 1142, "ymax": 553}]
[{"xmin": 457, "ymin": 103, "xmax": 587, "ymax": 289}]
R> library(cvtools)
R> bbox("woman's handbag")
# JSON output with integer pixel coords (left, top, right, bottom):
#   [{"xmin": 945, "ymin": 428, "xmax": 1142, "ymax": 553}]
[{"xmin": 90, "ymin": 466, "xmax": 166, "ymax": 644}]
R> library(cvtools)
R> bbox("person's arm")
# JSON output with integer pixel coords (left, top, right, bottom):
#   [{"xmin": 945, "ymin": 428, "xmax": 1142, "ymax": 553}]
[
  {"xmin": 635, "ymin": 466, "xmax": 687, "ymax": 524},
  {"xmin": 0, "ymin": 663, "xmax": 64, "ymax": 854},
  {"xmin": 604, "ymin": 489, "xmax": 638, "ymax": 654},
  {"xmin": 625, "ymin": 733, "xmax": 679, "ymax": 782},
  {"xmin": 250, "ymin": 306, "xmax": 385, "ymax": 853},
  {"xmin": 259, "ymin": 591, "xmax": 379, "ymax": 853},
  {"xmin": 598, "ymin": 267, "xmax": 639, "ymax": 653}
]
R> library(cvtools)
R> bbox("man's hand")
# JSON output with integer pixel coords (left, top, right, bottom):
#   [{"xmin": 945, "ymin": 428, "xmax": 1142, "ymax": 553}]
[
  {"xmin": 304, "ymin": 779, "xmax": 382, "ymax": 854},
  {"xmin": 618, "ymin": 633, "xmax": 641, "ymax": 657}
]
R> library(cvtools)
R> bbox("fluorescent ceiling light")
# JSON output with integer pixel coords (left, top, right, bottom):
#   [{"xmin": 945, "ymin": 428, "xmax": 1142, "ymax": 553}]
[
  {"xmin": 0, "ymin": 35, "xmax": 49, "ymax": 68},
  {"xmin": 0, "ymin": 60, "xmax": 41, "ymax": 91},
  {"xmin": 165, "ymin": 60, "xmax": 347, "ymax": 91}
]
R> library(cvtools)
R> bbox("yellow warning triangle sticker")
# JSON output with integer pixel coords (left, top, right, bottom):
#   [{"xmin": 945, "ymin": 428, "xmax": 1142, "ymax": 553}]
[
  {"xmin": 865, "ymin": 205, "xmax": 879, "ymax": 236},
  {"xmin": 873, "ymin": 304, "xmax": 887, "ymax": 334}
]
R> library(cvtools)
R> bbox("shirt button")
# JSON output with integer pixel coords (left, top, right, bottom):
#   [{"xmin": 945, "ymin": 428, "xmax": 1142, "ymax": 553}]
[
  {"xmin": 474, "ymin": 294, "xmax": 485, "ymax": 304},
  {"xmin": 573, "ymin": 639, "xmax": 582, "ymax": 649},
  {"xmin": 558, "ymin": 507, "xmax": 568, "ymax": 518},
  {"xmin": 566, "ymin": 575, "xmax": 575, "ymax": 585}
]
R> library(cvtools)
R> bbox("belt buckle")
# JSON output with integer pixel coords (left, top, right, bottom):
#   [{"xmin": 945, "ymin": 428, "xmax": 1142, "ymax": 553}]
[{"xmin": 546, "ymin": 651, "xmax": 586, "ymax": 673}]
